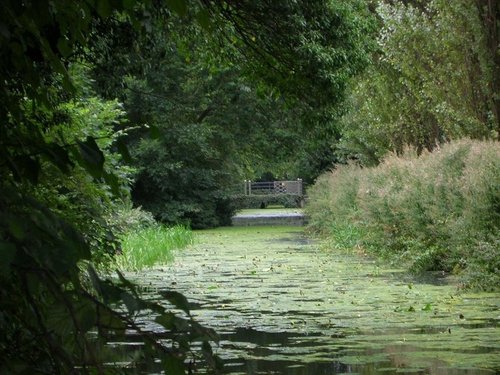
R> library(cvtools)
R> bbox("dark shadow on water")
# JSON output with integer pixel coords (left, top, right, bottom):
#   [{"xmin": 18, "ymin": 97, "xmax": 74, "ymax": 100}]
[
  {"xmin": 224, "ymin": 358, "xmax": 353, "ymax": 375},
  {"xmin": 216, "ymin": 325, "xmax": 499, "ymax": 375}
]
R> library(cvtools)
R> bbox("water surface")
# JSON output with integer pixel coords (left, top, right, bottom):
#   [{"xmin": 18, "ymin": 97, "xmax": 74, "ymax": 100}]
[{"xmin": 132, "ymin": 226, "xmax": 499, "ymax": 374}]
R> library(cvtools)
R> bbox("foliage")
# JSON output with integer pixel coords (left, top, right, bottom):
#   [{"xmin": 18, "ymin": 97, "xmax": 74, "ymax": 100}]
[
  {"xmin": 201, "ymin": 0, "xmax": 376, "ymax": 111},
  {"xmin": 337, "ymin": 0, "xmax": 498, "ymax": 164},
  {"xmin": 0, "ymin": 1, "xmax": 220, "ymax": 373},
  {"xmin": 115, "ymin": 225, "xmax": 193, "ymax": 271},
  {"xmin": 230, "ymin": 194, "xmax": 303, "ymax": 210},
  {"xmin": 93, "ymin": 23, "xmax": 313, "ymax": 227},
  {"xmin": 0, "ymin": 0, "xmax": 374, "ymax": 372},
  {"xmin": 88, "ymin": 1, "xmax": 377, "ymax": 222},
  {"xmin": 306, "ymin": 139, "xmax": 500, "ymax": 290},
  {"xmin": 107, "ymin": 203, "xmax": 157, "ymax": 234}
]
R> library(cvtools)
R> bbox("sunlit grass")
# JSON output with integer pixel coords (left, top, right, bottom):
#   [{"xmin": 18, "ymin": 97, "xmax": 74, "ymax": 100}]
[{"xmin": 115, "ymin": 225, "xmax": 193, "ymax": 271}]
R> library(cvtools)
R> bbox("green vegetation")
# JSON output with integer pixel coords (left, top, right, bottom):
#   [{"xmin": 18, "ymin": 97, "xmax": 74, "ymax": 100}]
[
  {"xmin": 306, "ymin": 139, "xmax": 500, "ymax": 290},
  {"xmin": 1, "ymin": 0, "xmax": 498, "ymax": 372},
  {"xmin": 306, "ymin": 0, "xmax": 499, "ymax": 291},
  {"xmin": 89, "ymin": 0, "xmax": 374, "ymax": 227},
  {"xmin": 337, "ymin": 0, "xmax": 498, "ymax": 164},
  {"xmin": 140, "ymin": 225, "xmax": 499, "ymax": 373},
  {"xmin": 2, "ymin": 0, "xmax": 373, "ymax": 372},
  {"xmin": 116, "ymin": 225, "xmax": 193, "ymax": 271},
  {"xmin": 231, "ymin": 193, "xmax": 303, "ymax": 210}
]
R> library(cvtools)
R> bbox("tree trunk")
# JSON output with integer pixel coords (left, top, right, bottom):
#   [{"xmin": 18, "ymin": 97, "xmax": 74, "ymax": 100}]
[{"xmin": 476, "ymin": 0, "xmax": 499, "ymax": 139}]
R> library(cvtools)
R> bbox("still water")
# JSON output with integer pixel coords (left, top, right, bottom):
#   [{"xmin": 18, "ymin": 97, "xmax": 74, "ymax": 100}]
[{"xmin": 131, "ymin": 226, "xmax": 499, "ymax": 374}]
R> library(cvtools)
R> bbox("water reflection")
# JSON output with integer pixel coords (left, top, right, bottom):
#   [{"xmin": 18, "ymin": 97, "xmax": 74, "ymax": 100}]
[{"xmin": 128, "ymin": 227, "xmax": 499, "ymax": 374}]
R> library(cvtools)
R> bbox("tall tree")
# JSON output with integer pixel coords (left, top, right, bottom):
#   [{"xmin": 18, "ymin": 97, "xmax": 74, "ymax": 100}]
[{"xmin": 338, "ymin": 0, "xmax": 498, "ymax": 164}]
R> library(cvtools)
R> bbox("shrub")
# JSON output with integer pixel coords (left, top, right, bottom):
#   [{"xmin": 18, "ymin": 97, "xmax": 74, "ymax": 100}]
[
  {"xmin": 107, "ymin": 203, "xmax": 157, "ymax": 234},
  {"xmin": 306, "ymin": 162, "xmax": 362, "ymax": 234},
  {"xmin": 306, "ymin": 139, "xmax": 500, "ymax": 289}
]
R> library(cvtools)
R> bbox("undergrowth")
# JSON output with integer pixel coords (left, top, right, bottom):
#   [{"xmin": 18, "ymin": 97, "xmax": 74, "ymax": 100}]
[
  {"xmin": 306, "ymin": 139, "xmax": 500, "ymax": 290},
  {"xmin": 115, "ymin": 225, "xmax": 193, "ymax": 271}
]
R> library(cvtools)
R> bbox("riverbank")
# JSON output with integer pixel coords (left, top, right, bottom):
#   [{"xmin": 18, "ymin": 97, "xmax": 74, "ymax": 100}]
[
  {"xmin": 305, "ymin": 139, "xmax": 500, "ymax": 291},
  {"xmin": 131, "ymin": 225, "xmax": 499, "ymax": 374}
]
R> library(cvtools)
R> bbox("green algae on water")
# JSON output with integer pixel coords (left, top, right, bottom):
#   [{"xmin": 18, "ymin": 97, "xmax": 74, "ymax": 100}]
[{"xmin": 129, "ymin": 226, "xmax": 500, "ymax": 374}]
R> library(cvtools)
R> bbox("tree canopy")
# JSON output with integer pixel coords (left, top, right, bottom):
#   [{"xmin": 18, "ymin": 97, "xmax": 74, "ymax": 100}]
[
  {"xmin": 1, "ymin": 0, "xmax": 497, "ymax": 372},
  {"xmin": 0, "ymin": 0, "xmax": 376, "ymax": 373}
]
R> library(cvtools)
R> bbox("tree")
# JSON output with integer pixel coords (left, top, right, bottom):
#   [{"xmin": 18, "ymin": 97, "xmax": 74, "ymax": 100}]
[
  {"xmin": 89, "ymin": 1, "xmax": 375, "ymax": 225},
  {"xmin": 200, "ymin": 0, "xmax": 375, "ymax": 111},
  {"xmin": 0, "ymin": 1, "xmax": 219, "ymax": 372},
  {"xmin": 338, "ymin": 0, "xmax": 498, "ymax": 164},
  {"xmin": 0, "ymin": 0, "xmax": 376, "ymax": 372}
]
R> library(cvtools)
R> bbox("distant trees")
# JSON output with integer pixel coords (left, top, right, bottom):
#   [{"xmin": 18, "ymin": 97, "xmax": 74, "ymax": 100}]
[{"xmin": 89, "ymin": 1, "xmax": 375, "ymax": 227}]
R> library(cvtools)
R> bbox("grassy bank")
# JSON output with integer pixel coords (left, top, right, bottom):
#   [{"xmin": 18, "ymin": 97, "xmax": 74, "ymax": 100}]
[
  {"xmin": 306, "ymin": 139, "xmax": 499, "ymax": 290},
  {"xmin": 115, "ymin": 225, "xmax": 193, "ymax": 271}
]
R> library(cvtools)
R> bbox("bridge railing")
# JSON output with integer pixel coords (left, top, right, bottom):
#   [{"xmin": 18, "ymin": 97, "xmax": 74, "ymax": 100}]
[{"xmin": 243, "ymin": 179, "xmax": 303, "ymax": 196}]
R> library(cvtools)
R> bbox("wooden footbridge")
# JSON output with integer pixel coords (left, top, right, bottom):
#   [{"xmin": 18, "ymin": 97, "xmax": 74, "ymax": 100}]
[
  {"xmin": 232, "ymin": 179, "xmax": 307, "ymax": 226},
  {"xmin": 242, "ymin": 179, "xmax": 303, "ymax": 196}
]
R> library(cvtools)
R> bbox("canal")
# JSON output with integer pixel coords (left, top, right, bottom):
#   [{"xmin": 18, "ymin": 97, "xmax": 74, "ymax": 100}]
[{"xmin": 130, "ymin": 226, "xmax": 499, "ymax": 374}]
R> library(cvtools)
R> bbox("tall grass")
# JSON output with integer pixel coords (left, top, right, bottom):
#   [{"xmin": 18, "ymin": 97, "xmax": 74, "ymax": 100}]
[
  {"xmin": 115, "ymin": 225, "xmax": 193, "ymax": 271},
  {"xmin": 306, "ymin": 139, "xmax": 500, "ymax": 290}
]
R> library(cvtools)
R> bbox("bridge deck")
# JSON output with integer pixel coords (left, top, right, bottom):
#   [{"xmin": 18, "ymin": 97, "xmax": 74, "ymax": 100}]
[{"xmin": 231, "ymin": 208, "xmax": 307, "ymax": 226}]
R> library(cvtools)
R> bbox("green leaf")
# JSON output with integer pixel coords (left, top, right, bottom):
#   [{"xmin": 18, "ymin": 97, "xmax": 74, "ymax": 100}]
[
  {"xmin": 156, "ymin": 313, "xmax": 189, "ymax": 331},
  {"xmin": 98, "ymin": 307, "xmax": 127, "ymax": 336},
  {"xmin": 115, "ymin": 138, "xmax": 132, "ymax": 163},
  {"xmin": 166, "ymin": 0, "xmax": 187, "ymax": 17},
  {"xmin": 202, "ymin": 340, "xmax": 213, "ymax": 356},
  {"xmin": 0, "ymin": 241, "xmax": 17, "ymax": 277},
  {"xmin": 121, "ymin": 291, "xmax": 139, "ymax": 315},
  {"xmin": 122, "ymin": 0, "xmax": 135, "ymax": 10},
  {"xmin": 87, "ymin": 264, "xmax": 104, "ymax": 297},
  {"xmin": 422, "ymin": 303, "xmax": 432, "ymax": 311},
  {"xmin": 155, "ymin": 312, "xmax": 176, "ymax": 330},
  {"xmin": 103, "ymin": 170, "xmax": 120, "ymax": 196},
  {"xmin": 88, "ymin": 265, "xmax": 123, "ymax": 303},
  {"xmin": 73, "ymin": 299, "xmax": 97, "ymax": 333},
  {"xmin": 76, "ymin": 136, "xmax": 105, "ymax": 178},
  {"xmin": 149, "ymin": 125, "xmax": 161, "ymax": 139},
  {"xmin": 59, "ymin": 219, "xmax": 91, "ymax": 261},
  {"xmin": 11, "ymin": 156, "xmax": 40, "ymax": 184},
  {"xmin": 96, "ymin": 0, "xmax": 113, "ymax": 18},
  {"xmin": 116, "ymin": 269, "xmax": 137, "ymax": 292},
  {"xmin": 44, "ymin": 143, "xmax": 73, "ymax": 174},
  {"xmin": 7, "ymin": 216, "xmax": 25, "ymax": 240},
  {"xmin": 190, "ymin": 320, "xmax": 219, "ymax": 342},
  {"xmin": 162, "ymin": 355, "xmax": 186, "ymax": 374},
  {"xmin": 196, "ymin": 9, "xmax": 211, "ymax": 30},
  {"xmin": 57, "ymin": 37, "xmax": 72, "ymax": 57},
  {"xmin": 160, "ymin": 291, "xmax": 191, "ymax": 315}
]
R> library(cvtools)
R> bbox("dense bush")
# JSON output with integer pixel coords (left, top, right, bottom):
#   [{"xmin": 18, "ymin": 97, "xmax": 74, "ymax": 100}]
[
  {"xmin": 107, "ymin": 204, "xmax": 157, "ymax": 234},
  {"xmin": 306, "ymin": 139, "xmax": 500, "ymax": 290}
]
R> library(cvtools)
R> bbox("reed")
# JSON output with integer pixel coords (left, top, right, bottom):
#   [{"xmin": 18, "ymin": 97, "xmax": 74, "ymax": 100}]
[
  {"xmin": 306, "ymin": 139, "xmax": 500, "ymax": 289},
  {"xmin": 115, "ymin": 225, "xmax": 193, "ymax": 271}
]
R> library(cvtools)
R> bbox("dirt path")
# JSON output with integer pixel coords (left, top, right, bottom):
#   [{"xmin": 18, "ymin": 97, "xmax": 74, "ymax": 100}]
[{"xmin": 135, "ymin": 226, "xmax": 499, "ymax": 374}]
